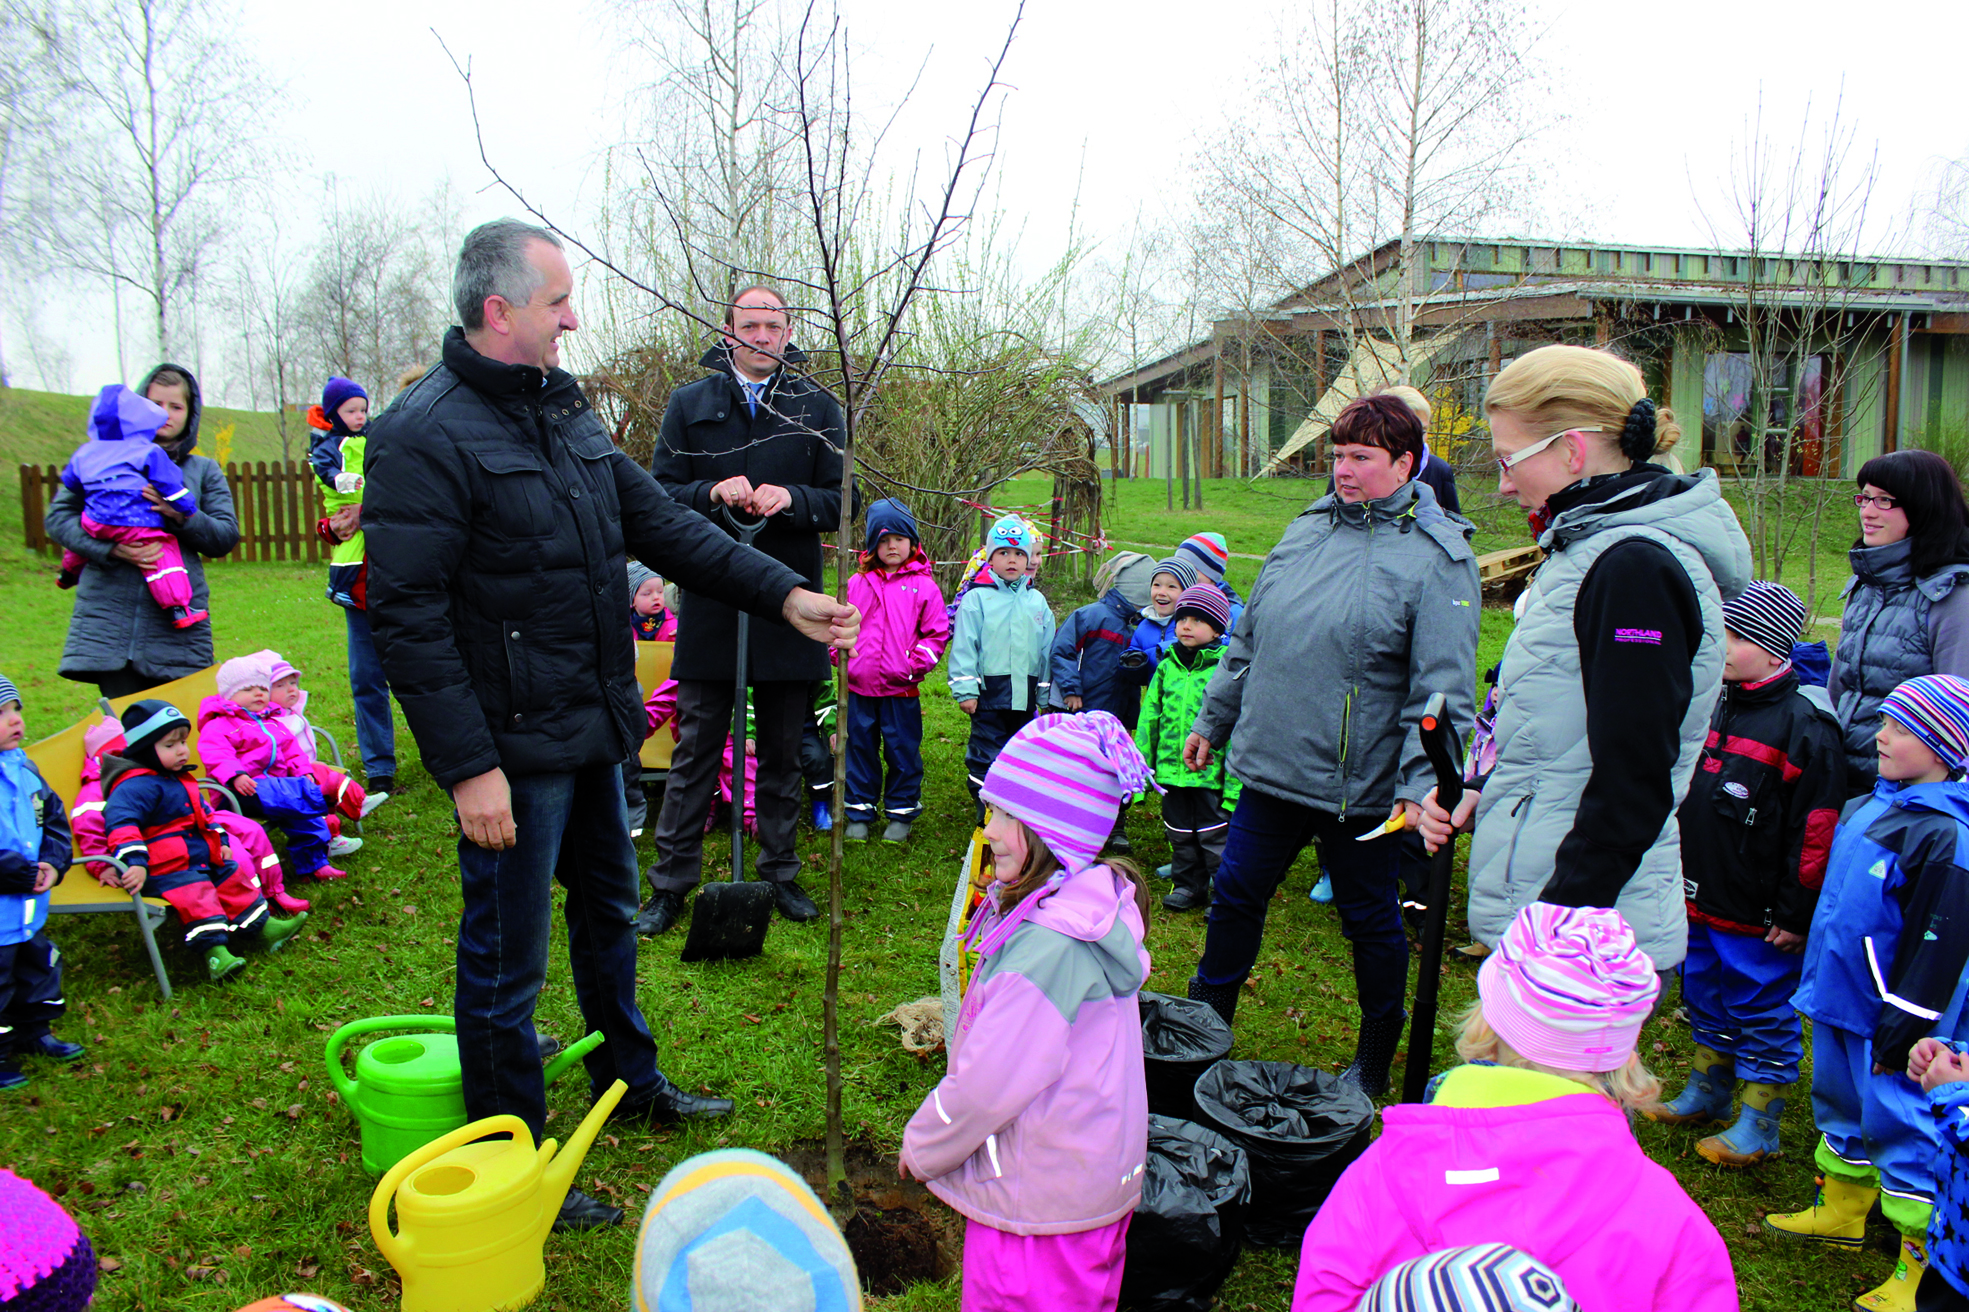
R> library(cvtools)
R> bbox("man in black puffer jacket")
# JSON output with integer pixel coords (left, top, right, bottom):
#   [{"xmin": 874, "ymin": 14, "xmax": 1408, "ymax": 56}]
[
  {"xmin": 640, "ymin": 285, "xmax": 856, "ymax": 935},
  {"xmin": 365, "ymin": 220, "xmax": 860, "ymax": 1232}
]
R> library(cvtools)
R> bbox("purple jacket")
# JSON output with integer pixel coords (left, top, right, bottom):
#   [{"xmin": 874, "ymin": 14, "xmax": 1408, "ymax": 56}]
[
  {"xmin": 902, "ymin": 863, "xmax": 1150, "ymax": 1236},
  {"xmin": 1293, "ymin": 1072, "xmax": 1738, "ymax": 1312},
  {"xmin": 845, "ymin": 551, "xmax": 950, "ymax": 698},
  {"xmin": 60, "ymin": 385, "xmax": 198, "ymax": 528}
]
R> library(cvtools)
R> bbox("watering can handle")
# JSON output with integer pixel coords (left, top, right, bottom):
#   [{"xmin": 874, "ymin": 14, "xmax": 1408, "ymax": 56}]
[
  {"xmin": 369, "ymin": 1112, "xmax": 533, "ymax": 1270},
  {"xmin": 325, "ymin": 1014, "xmax": 458, "ymax": 1102}
]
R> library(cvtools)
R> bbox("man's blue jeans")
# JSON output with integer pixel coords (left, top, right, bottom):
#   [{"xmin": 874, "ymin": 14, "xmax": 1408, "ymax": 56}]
[
  {"xmin": 456, "ymin": 763, "xmax": 669, "ymax": 1139},
  {"xmin": 1195, "ymin": 784, "xmax": 1408, "ymax": 1026},
  {"xmin": 344, "ymin": 605, "xmax": 397, "ymax": 781}
]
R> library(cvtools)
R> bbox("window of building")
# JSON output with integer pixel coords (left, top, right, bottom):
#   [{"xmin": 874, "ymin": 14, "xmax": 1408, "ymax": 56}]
[{"xmin": 1702, "ymin": 352, "xmax": 1831, "ymax": 476}]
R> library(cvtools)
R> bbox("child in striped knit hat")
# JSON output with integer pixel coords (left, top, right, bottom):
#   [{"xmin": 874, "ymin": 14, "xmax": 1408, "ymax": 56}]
[
  {"xmin": 902, "ymin": 711, "xmax": 1154, "ymax": 1311},
  {"xmin": 1294, "ymin": 903, "xmax": 1736, "ymax": 1312},
  {"xmin": 1767, "ymin": 673, "xmax": 1969, "ymax": 1311}
]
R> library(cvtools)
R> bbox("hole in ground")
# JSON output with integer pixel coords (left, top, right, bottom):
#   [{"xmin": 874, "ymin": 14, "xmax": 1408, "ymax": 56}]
[{"xmin": 783, "ymin": 1139, "xmax": 960, "ymax": 1296}]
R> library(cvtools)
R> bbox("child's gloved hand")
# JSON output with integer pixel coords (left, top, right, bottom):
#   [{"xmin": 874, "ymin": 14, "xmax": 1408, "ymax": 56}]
[{"xmin": 1118, "ymin": 649, "xmax": 1148, "ymax": 671}]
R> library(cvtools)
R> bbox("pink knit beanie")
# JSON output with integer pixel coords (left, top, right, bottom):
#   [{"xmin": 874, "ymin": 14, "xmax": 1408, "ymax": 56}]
[
  {"xmin": 1477, "ymin": 903, "xmax": 1659, "ymax": 1073},
  {"xmin": 0, "ymin": 1169, "xmax": 97, "ymax": 1309},
  {"xmin": 84, "ymin": 718, "xmax": 126, "ymax": 759},
  {"xmin": 980, "ymin": 712, "xmax": 1157, "ymax": 873},
  {"xmin": 217, "ymin": 654, "xmax": 274, "ymax": 701}
]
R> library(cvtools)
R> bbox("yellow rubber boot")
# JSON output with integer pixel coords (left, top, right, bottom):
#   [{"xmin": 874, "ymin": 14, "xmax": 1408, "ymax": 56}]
[
  {"xmin": 1852, "ymin": 1237, "xmax": 1925, "ymax": 1312},
  {"xmin": 1763, "ymin": 1174, "xmax": 1876, "ymax": 1247}
]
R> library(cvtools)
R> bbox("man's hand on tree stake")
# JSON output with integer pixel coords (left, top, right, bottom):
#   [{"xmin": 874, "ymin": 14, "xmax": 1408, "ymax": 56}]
[
  {"xmin": 784, "ymin": 589, "xmax": 859, "ymax": 653},
  {"xmin": 454, "ymin": 768, "xmax": 517, "ymax": 851}
]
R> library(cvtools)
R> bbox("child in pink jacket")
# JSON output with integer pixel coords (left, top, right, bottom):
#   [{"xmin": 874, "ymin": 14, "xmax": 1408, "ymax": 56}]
[
  {"xmin": 902, "ymin": 712, "xmax": 1153, "ymax": 1312},
  {"xmin": 844, "ymin": 499, "xmax": 949, "ymax": 843},
  {"xmin": 1292, "ymin": 902, "xmax": 1738, "ymax": 1312},
  {"xmin": 71, "ymin": 719, "xmax": 307, "ymax": 913}
]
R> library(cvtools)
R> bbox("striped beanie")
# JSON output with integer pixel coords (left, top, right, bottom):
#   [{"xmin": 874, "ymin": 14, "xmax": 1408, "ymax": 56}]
[
  {"xmin": 1150, "ymin": 556, "xmax": 1198, "ymax": 592},
  {"xmin": 217, "ymin": 653, "xmax": 274, "ymax": 701},
  {"xmin": 1177, "ymin": 532, "xmax": 1231, "ymax": 584},
  {"xmin": 0, "ymin": 1169, "xmax": 97, "ymax": 1311},
  {"xmin": 981, "ymin": 711, "xmax": 1157, "ymax": 874},
  {"xmin": 255, "ymin": 649, "xmax": 299, "ymax": 684},
  {"xmin": 627, "ymin": 560, "xmax": 662, "ymax": 595},
  {"xmin": 1881, "ymin": 674, "xmax": 1969, "ymax": 776},
  {"xmin": 1477, "ymin": 903, "xmax": 1659, "ymax": 1073},
  {"xmin": 634, "ymin": 1148, "xmax": 861, "ymax": 1312},
  {"xmin": 0, "ymin": 672, "xmax": 19, "ymax": 712},
  {"xmin": 1722, "ymin": 580, "xmax": 1807, "ymax": 662},
  {"xmin": 985, "ymin": 513, "xmax": 1035, "ymax": 558},
  {"xmin": 1173, "ymin": 583, "xmax": 1231, "ymax": 637},
  {"xmin": 1360, "ymin": 1244, "xmax": 1577, "ymax": 1312}
]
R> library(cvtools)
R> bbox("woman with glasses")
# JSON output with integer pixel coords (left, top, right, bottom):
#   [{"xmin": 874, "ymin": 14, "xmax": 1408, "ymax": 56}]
[
  {"xmin": 1418, "ymin": 344, "xmax": 1750, "ymax": 975},
  {"xmin": 1828, "ymin": 449, "xmax": 1969, "ymax": 794}
]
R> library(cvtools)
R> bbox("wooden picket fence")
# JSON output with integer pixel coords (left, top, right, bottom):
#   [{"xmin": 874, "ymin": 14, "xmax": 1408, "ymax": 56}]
[{"xmin": 18, "ymin": 461, "xmax": 330, "ymax": 563}]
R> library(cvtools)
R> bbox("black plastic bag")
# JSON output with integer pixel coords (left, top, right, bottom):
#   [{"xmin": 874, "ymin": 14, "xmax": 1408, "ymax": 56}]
[
  {"xmin": 1140, "ymin": 992, "xmax": 1234, "ymax": 1122},
  {"xmin": 1193, "ymin": 1060, "xmax": 1373, "ymax": 1248},
  {"xmin": 1119, "ymin": 1115, "xmax": 1252, "ymax": 1312}
]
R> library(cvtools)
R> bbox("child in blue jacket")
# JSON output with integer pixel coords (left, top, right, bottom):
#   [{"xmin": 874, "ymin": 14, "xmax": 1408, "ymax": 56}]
[
  {"xmin": 0, "ymin": 673, "xmax": 83, "ymax": 1091},
  {"xmin": 1910, "ymin": 1037, "xmax": 1969, "ymax": 1312},
  {"xmin": 1119, "ymin": 556, "xmax": 1196, "ymax": 687},
  {"xmin": 949, "ymin": 515, "xmax": 1055, "ymax": 817},
  {"xmin": 1051, "ymin": 551, "xmax": 1155, "ymax": 725},
  {"xmin": 1766, "ymin": 674, "xmax": 1969, "ymax": 1311}
]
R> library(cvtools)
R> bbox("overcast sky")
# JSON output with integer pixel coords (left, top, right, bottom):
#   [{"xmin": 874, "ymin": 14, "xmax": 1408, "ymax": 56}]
[{"xmin": 20, "ymin": 0, "xmax": 1968, "ymax": 400}]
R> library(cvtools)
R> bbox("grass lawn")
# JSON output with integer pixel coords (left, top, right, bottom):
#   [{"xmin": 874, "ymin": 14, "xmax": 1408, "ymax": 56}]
[{"xmin": 0, "ymin": 464, "xmax": 1889, "ymax": 1311}]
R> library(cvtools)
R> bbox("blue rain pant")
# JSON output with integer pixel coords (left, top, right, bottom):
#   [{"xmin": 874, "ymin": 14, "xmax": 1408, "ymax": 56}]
[
  {"xmin": 845, "ymin": 694, "xmax": 925, "ymax": 823},
  {"xmin": 1682, "ymin": 920, "xmax": 1805, "ymax": 1083},
  {"xmin": 1812, "ymin": 1021, "xmax": 1938, "ymax": 1236},
  {"xmin": 253, "ymin": 774, "xmax": 333, "ymax": 875}
]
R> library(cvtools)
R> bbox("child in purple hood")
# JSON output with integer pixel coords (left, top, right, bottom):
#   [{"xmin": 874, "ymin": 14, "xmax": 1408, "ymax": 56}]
[
  {"xmin": 56, "ymin": 384, "xmax": 207, "ymax": 629},
  {"xmin": 902, "ymin": 711, "xmax": 1153, "ymax": 1312}
]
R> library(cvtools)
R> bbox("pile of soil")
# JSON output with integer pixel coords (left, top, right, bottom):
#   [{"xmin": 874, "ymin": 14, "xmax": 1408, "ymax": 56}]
[
  {"xmin": 784, "ymin": 1139, "xmax": 961, "ymax": 1295},
  {"xmin": 844, "ymin": 1205, "xmax": 943, "ymax": 1296}
]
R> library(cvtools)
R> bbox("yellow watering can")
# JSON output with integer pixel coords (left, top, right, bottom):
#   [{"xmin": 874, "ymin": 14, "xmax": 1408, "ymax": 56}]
[{"xmin": 369, "ymin": 1079, "xmax": 628, "ymax": 1312}]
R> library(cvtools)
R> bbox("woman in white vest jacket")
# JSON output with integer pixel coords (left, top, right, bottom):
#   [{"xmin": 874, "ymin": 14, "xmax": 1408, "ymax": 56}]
[{"xmin": 1419, "ymin": 345, "xmax": 1751, "ymax": 971}]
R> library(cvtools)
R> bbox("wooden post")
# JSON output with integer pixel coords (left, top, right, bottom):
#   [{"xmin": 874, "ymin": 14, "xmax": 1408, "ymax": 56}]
[
  {"xmin": 1885, "ymin": 314, "xmax": 1905, "ymax": 454},
  {"xmin": 1238, "ymin": 346, "xmax": 1252, "ymax": 478},
  {"xmin": 19, "ymin": 464, "xmax": 45, "ymax": 553},
  {"xmin": 1212, "ymin": 352, "xmax": 1226, "ymax": 480}
]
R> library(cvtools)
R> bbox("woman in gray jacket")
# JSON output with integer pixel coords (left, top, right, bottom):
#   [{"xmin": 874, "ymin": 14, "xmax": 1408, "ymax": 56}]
[
  {"xmin": 1184, "ymin": 394, "xmax": 1481, "ymax": 1097},
  {"xmin": 1420, "ymin": 345, "xmax": 1751, "ymax": 975},
  {"xmin": 47, "ymin": 363, "xmax": 239, "ymax": 698}
]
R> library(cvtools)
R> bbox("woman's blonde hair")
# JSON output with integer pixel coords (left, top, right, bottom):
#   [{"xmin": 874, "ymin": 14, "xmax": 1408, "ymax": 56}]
[
  {"xmin": 1453, "ymin": 1002, "xmax": 1662, "ymax": 1113},
  {"xmin": 993, "ymin": 816, "xmax": 1150, "ymax": 922},
  {"xmin": 1484, "ymin": 344, "xmax": 1682, "ymax": 461}
]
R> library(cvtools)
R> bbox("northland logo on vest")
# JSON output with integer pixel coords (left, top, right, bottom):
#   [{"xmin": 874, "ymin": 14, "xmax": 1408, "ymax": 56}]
[{"xmin": 1613, "ymin": 627, "xmax": 1663, "ymax": 645}]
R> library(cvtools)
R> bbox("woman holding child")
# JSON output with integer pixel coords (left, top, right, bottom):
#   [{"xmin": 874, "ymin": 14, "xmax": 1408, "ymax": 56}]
[
  {"xmin": 47, "ymin": 363, "xmax": 240, "ymax": 700},
  {"xmin": 1419, "ymin": 344, "xmax": 1751, "ymax": 975}
]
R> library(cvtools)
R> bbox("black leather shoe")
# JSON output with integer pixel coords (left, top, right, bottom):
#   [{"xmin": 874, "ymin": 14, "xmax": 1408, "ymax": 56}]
[
  {"xmin": 1161, "ymin": 885, "xmax": 1209, "ymax": 912},
  {"xmin": 634, "ymin": 890, "xmax": 686, "ymax": 936},
  {"xmin": 27, "ymin": 1034, "xmax": 85, "ymax": 1062},
  {"xmin": 535, "ymin": 1032, "xmax": 565, "ymax": 1064},
  {"xmin": 772, "ymin": 880, "xmax": 819, "ymax": 922},
  {"xmin": 367, "ymin": 775, "xmax": 396, "ymax": 797},
  {"xmin": 1105, "ymin": 833, "xmax": 1134, "ymax": 856},
  {"xmin": 552, "ymin": 1187, "xmax": 625, "ymax": 1232},
  {"xmin": 610, "ymin": 1083, "xmax": 736, "ymax": 1127}
]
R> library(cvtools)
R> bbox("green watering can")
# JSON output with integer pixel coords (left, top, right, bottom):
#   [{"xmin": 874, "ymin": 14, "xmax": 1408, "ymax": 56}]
[{"xmin": 326, "ymin": 1016, "xmax": 605, "ymax": 1175}]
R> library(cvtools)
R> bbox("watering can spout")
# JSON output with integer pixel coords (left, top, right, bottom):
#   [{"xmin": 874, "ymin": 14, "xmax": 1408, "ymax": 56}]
[
  {"xmin": 539, "ymin": 1030, "xmax": 606, "ymax": 1087},
  {"xmin": 535, "ymin": 1079, "xmax": 627, "ymax": 1243}
]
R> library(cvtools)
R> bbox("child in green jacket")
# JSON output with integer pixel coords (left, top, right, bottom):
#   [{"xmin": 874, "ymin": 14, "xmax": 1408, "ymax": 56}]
[{"xmin": 1136, "ymin": 584, "xmax": 1240, "ymax": 912}]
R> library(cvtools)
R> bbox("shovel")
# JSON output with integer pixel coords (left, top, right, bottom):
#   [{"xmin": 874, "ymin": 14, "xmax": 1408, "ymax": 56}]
[
  {"xmin": 681, "ymin": 505, "xmax": 777, "ymax": 963},
  {"xmin": 1401, "ymin": 691, "xmax": 1466, "ymax": 1104}
]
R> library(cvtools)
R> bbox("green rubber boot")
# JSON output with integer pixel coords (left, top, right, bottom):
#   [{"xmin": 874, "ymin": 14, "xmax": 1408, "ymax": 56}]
[
  {"xmin": 258, "ymin": 911, "xmax": 308, "ymax": 953},
  {"xmin": 204, "ymin": 944, "xmax": 246, "ymax": 982}
]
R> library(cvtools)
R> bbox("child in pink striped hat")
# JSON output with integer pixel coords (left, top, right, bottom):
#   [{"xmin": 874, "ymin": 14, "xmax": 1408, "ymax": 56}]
[
  {"xmin": 903, "ymin": 711, "xmax": 1155, "ymax": 1312},
  {"xmin": 1293, "ymin": 903, "xmax": 1737, "ymax": 1312}
]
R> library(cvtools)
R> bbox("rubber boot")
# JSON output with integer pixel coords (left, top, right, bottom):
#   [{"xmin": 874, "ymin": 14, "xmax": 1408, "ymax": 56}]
[
  {"xmin": 1339, "ymin": 1011, "xmax": 1408, "ymax": 1100},
  {"xmin": 204, "ymin": 944, "xmax": 246, "ymax": 982},
  {"xmin": 1155, "ymin": 863, "xmax": 1173, "ymax": 882},
  {"xmin": 810, "ymin": 798, "xmax": 832, "ymax": 832},
  {"xmin": 1188, "ymin": 976, "xmax": 1239, "ymax": 1027},
  {"xmin": 882, "ymin": 820, "xmax": 912, "ymax": 843},
  {"xmin": 1764, "ymin": 1174, "xmax": 1876, "ymax": 1247},
  {"xmin": 257, "ymin": 911, "xmax": 308, "ymax": 953},
  {"xmin": 1698, "ymin": 1083, "xmax": 1785, "ymax": 1166},
  {"xmin": 844, "ymin": 821, "xmax": 871, "ymax": 841},
  {"xmin": 1853, "ymin": 1237, "xmax": 1926, "ymax": 1312},
  {"xmin": 0, "ymin": 1055, "xmax": 26, "ymax": 1090},
  {"xmin": 1308, "ymin": 873, "xmax": 1334, "ymax": 904},
  {"xmin": 1645, "ymin": 1047, "xmax": 1736, "ymax": 1126}
]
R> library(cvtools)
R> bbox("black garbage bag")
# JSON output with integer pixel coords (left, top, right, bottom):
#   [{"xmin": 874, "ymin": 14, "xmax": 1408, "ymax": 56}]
[
  {"xmin": 1119, "ymin": 1115, "xmax": 1252, "ymax": 1312},
  {"xmin": 1193, "ymin": 1060, "xmax": 1373, "ymax": 1248},
  {"xmin": 1140, "ymin": 992, "xmax": 1234, "ymax": 1122}
]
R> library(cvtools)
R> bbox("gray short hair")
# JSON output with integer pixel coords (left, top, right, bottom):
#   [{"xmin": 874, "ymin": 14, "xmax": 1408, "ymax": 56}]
[{"xmin": 453, "ymin": 219, "xmax": 563, "ymax": 331}]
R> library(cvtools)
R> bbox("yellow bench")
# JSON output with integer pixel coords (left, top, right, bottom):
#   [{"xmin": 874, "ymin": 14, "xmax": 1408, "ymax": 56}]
[{"xmin": 636, "ymin": 641, "xmax": 677, "ymax": 779}]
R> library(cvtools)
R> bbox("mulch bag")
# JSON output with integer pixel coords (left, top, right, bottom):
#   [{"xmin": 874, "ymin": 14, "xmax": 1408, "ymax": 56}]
[
  {"xmin": 1192, "ymin": 1060, "xmax": 1373, "ymax": 1248},
  {"xmin": 1119, "ymin": 1116, "xmax": 1252, "ymax": 1312},
  {"xmin": 1140, "ymin": 992, "xmax": 1234, "ymax": 1122}
]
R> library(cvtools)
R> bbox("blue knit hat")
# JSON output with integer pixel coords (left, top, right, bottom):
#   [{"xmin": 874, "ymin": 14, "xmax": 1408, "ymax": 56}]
[
  {"xmin": 864, "ymin": 498, "xmax": 920, "ymax": 553},
  {"xmin": 985, "ymin": 513, "xmax": 1034, "ymax": 558},
  {"xmin": 0, "ymin": 672, "xmax": 19, "ymax": 713},
  {"xmin": 1881, "ymin": 674, "xmax": 1969, "ymax": 776},
  {"xmin": 634, "ymin": 1149, "xmax": 861, "ymax": 1312},
  {"xmin": 321, "ymin": 377, "xmax": 367, "ymax": 416}
]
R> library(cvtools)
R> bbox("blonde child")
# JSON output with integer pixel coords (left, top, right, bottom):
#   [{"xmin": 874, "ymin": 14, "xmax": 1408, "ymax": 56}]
[
  {"xmin": 948, "ymin": 515, "xmax": 1055, "ymax": 815},
  {"xmin": 1766, "ymin": 674, "xmax": 1969, "ymax": 1311},
  {"xmin": 901, "ymin": 712, "xmax": 1153, "ymax": 1311},
  {"xmin": 1293, "ymin": 903, "xmax": 1736, "ymax": 1311}
]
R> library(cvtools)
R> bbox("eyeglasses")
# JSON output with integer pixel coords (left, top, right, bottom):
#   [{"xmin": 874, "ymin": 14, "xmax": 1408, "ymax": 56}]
[
  {"xmin": 1854, "ymin": 493, "xmax": 1901, "ymax": 511},
  {"xmin": 1495, "ymin": 426, "xmax": 1604, "ymax": 474}
]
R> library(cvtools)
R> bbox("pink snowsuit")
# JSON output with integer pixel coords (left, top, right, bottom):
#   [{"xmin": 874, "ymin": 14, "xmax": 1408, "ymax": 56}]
[
  {"xmin": 902, "ymin": 862, "xmax": 1149, "ymax": 1311},
  {"xmin": 1291, "ymin": 1066, "xmax": 1740, "ymax": 1312}
]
